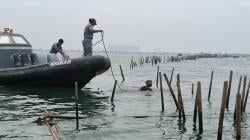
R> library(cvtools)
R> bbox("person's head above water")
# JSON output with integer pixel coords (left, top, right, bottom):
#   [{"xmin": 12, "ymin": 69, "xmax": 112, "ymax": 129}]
[{"xmin": 145, "ymin": 80, "xmax": 152, "ymax": 87}]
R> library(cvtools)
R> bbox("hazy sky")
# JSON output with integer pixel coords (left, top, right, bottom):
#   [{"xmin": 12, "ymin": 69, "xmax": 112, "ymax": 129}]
[{"xmin": 1, "ymin": 0, "xmax": 250, "ymax": 53}]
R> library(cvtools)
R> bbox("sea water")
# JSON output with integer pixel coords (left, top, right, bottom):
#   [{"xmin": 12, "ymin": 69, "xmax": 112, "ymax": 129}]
[{"xmin": 0, "ymin": 52, "xmax": 250, "ymax": 140}]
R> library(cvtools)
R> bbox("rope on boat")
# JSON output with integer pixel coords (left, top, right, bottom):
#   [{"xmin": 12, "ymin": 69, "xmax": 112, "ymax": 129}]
[{"xmin": 94, "ymin": 32, "xmax": 127, "ymax": 91}]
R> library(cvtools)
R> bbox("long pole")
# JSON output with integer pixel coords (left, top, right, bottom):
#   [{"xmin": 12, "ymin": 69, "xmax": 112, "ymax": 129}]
[
  {"xmin": 226, "ymin": 70, "xmax": 233, "ymax": 109},
  {"xmin": 241, "ymin": 76, "xmax": 247, "ymax": 113},
  {"xmin": 160, "ymin": 72, "xmax": 165, "ymax": 112},
  {"xmin": 156, "ymin": 66, "xmax": 159, "ymax": 88},
  {"xmin": 111, "ymin": 80, "xmax": 117, "ymax": 103},
  {"xmin": 208, "ymin": 71, "xmax": 214, "ymax": 100},
  {"xmin": 170, "ymin": 67, "xmax": 174, "ymax": 85},
  {"xmin": 217, "ymin": 81, "xmax": 228, "ymax": 140},
  {"xmin": 235, "ymin": 93, "xmax": 241, "ymax": 140},
  {"xmin": 74, "ymin": 82, "xmax": 79, "ymax": 130},
  {"xmin": 163, "ymin": 73, "xmax": 178, "ymax": 109},
  {"xmin": 177, "ymin": 74, "xmax": 186, "ymax": 121},
  {"xmin": 197, "ymin": 81, "xmax": 203, "ymax": 133},
  {"xmin": 243, "ymin": 79, "xmax": 250, "ymax": 112},
  {"xmin": 119, "ymin": 65, "xmax": 125, "ymax": 82}
]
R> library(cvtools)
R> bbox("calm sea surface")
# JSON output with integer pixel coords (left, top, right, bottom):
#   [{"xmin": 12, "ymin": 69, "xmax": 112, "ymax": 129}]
[{"xmin": 0, "ymin": 52, "xmax": 250, "ymax": 140}]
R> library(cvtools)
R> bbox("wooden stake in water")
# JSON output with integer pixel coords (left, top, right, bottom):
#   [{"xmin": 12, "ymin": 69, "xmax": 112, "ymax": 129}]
[
  {"xmin": 111, "ymin": 80, "xmax": 117, "ymax": 103},
  {"xmin": 235, "ymin": 93, "xmax": 241, "ymax": 140},
  {"xmin": 243, "ymin": 79, "xmax": 250, "ymax": 112},
  {"xmin": 177, "ymin": 74, "xmax": 186, "ymax": 121},
  {"xmin": 163, "ymin": 73, "xmax": 178, "ymax": 109},
  {"xmin": 192, "ymin": 83, "xmax": 194, "ymax": 95},
  {"xmin": 226, "ymin": 70, "xmax": 233, "ymax": 109},
  {"xmin": 159, "ymin": 72, "xmax": 165, "ymax": 112},
  {"xmin": 74, "ymin": 82, "xmax": 79, "ymax": 130},
  {"xmin": 156, "ymin": 66, "xmax": 159, "ymax": 88},
  {"xmin": 119, "ymin": 65, "xmax": 125, "ymax": 82},
  {"xmin": 208, "ymin": 71, "xmax": 214, "ymax": 100},
  {"xmin": 234, "ymin": 76, "xmax": 242, "ymax": 122},
  {"xmin": 197, "ymin": 81, "xmax": 203, "ymax": 133},
  {"xmin": 170, "ymin": 67, "xmax": 174, "ymax": 85},
  {"xmin": 241, "ymin": 76, "xmax": 247, "ymax": 113},
  {"xmin": 217, "ymin": 81, "xmax": 228, "ymax": 140},
  {"xmin": 193, "ymin": 83, "xmax": 199, "ymax": 124}
]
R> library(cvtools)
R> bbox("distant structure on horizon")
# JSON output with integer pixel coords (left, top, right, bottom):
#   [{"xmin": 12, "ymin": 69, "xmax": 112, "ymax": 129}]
[{"xmin": 108, "ymin": 45, "xmax": 140, "ymax": 53}]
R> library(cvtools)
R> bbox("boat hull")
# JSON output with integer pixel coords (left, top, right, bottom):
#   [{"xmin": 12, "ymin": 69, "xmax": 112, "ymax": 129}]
[{"xmin": 0, "ymin": 55, "xmax": 110, "ymax": 88}]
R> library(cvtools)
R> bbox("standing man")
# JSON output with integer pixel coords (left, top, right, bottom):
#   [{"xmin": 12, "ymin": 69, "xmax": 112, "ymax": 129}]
[{"xmin": 82, "ymin": 18, "xmax": 103, "ymax": 56}]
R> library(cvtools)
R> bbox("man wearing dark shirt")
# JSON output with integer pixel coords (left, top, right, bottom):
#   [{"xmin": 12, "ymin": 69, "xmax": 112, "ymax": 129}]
[
  {"xmin": 140, "ymin": 80, "xmax": 153, "ymax": 91},
  {"xmin": 48, "ymin": 39, "xmax": 69, "ymax": 62}
]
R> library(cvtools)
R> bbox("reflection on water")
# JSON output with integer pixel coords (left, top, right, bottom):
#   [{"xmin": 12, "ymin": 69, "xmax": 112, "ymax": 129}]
[{"xmin": 0, "ymin": 53, "xmax": 250, "ymax": 139}]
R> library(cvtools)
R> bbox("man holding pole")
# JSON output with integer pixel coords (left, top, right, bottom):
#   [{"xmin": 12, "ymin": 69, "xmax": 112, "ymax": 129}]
[{"xmin": 82, "ymin": 18, "xmax": 103, "ymax": 56}]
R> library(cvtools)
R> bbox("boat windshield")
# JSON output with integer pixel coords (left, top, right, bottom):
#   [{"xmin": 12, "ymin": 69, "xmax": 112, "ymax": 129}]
[
  {"xmin": 12, "ymin": 36, "xmax": 27, "ymax": 44},
  {"xmin": 0, "ymin": 35, "xmax": 29, "ymax": 45},
  {"xmin": 0, "ymin": 36, "xmax": 11, "ymax": 44}
]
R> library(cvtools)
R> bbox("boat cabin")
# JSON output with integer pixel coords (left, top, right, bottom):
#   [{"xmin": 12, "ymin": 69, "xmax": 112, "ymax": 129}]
[{"xmin": 0, "ymin": 28, "xmax": 41, "ymax": 68}]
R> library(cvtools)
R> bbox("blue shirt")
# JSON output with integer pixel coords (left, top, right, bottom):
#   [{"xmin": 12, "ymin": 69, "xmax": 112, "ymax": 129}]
[{"xmin": 50, "ymin": 43, "xmax": 63, "ymax": 54}]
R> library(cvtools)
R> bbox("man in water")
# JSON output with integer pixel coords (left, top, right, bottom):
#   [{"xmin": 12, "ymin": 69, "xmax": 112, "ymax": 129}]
[
  {"xmin": 82, "ymin": 18, "xmax": 103, "ymax": 56},
  {"xmin": 47, "ymin": 39, "xmax": 69, "ymax": 62},
  {"xmin": 139, "ymin": 80, "xmax": 153, "ymax": 91}
]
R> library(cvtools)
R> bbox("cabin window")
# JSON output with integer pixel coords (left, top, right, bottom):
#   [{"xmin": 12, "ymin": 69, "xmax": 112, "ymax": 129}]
[
  {"xmin": 12, "ymin": 36, "xmax": 27, "ymax": 44},
  {"xmin": 0, "ymin": 36, "xmax": 11, "ymax": 44}
]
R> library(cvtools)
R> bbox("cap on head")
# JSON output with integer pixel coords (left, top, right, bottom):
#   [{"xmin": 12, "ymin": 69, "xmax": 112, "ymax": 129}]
[
  {"xmin": 89, "ymin": 18, "xmax": 97, "ymax": 25},
  {"xmin": 58, "ymin": 39, "xmax": 64, "ymax": 44}
]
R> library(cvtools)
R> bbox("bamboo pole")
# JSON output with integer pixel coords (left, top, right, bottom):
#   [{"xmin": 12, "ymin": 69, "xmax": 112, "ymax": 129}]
[
  {"xmin": 177, "ymin": 74, "xmax": 186, "ymax": 121},
  {"xmin": 241, "ymin": 76, "xmax": 247, "ymax": 113},
  {"xmin": 192, "ymin": 83, "xmax": 194, "ymax": 95},
  {"xmin": 243, "ymin": 79, "xmax": 250, "ymax": 112},
  {"xmin": 235, "ymin": 93, "xmax": 241, "ymax": 140},
  {"xmin": 163, "ymin": 73, "xmax": 178, "ymax": 109},
  {"xmin": 234, "ymin": 76, "xmax": 242, "ymax": 122},
  {"xmin": 217, "ymin": 81, "xmax": 228, "ymax": 140},
  {"xmin": 119, "ymin": 65, "xmax": 125, "ymax": 82},
  {"xmin": 74, "ymin": 82, "xmax": 79, "ymax": 130},
  {"xmin": 170, "ymin": 67, "xmax": 174, "ymax": 85},
  {"xmin": 197, "ymin": 81, "xmax": 203, "ymax": 133},
  {"xmin": 156, "ymin": 66, "xmax": 159, "ymax": 88},
  {"xmin": 208, "ymin": 71, "xmax": 214, "ymax": 100},
  {"xmin": 193, "ymin": 82, "xmax": 199, "ymax": 124},
  {"xmin": 111, "ymin": 80, "xmax": 117, "ymax": 103},
  {"xmin": 159, "ymin": 72, "xmax": 165, "ymax": 112},
  {"xmin": 226, "ymin": 70, "xmax": 233, "ymax": 109}
]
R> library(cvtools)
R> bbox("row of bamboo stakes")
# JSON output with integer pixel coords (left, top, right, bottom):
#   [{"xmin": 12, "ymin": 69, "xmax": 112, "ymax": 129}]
[
  {"xmin": 111, "ymin": 64, "xmax": 250, "ymax": 139},
  {"xmin": 129, "ymin": 54, "xmax": 239, "ymax": 69}
]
